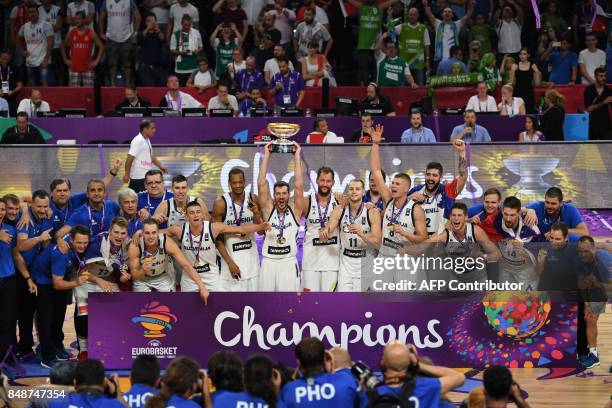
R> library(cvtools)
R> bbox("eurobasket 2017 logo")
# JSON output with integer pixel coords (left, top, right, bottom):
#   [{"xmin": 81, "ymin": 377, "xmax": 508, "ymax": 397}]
[{"xmin": 131, "ymin": 301, "xmax": 178, "ymax": 338}]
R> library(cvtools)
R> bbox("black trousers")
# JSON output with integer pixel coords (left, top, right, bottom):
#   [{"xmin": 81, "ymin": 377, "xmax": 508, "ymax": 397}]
[
  {"xmin": 128, "ymin": 178, "xmax": 146, "ymax": 193},
  {"xmin": 36, "ymin": 284, "xmax": 68, "ymax": 361},
  {"xmin": 0, "ymin": 275, "xmax": 17, "ymax": 359},
  {"xmin": 16, "ymin": 272, "xmax": 36, "ymax": 352}
]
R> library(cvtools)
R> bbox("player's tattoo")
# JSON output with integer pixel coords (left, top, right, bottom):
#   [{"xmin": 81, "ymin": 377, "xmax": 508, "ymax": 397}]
[{"xmin": 458, "ymin": 156, "xmax": 467, "ymax": 178}]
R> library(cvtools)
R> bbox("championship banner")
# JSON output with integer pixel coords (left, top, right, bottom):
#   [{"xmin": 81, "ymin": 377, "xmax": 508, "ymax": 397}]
[{"xmin": 89, "ymin": 292, "xmax": 577, "ymax": 370}]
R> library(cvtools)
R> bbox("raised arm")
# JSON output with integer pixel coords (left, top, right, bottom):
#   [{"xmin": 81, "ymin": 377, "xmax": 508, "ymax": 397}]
[
  {"xmin": 452, "ymin": 139, "xmax": 467, "ymax": 195},
  {"xmin": 422, "ymin": 0, "xmax": 437, "ymax": 28},
  {"xmin": 257, "ymin": 142, "xmax": 274, "ymax": 217},
  {"xmin": 292, "ymin": 142, "xmax": 305, "ymax": 216},
  {"xmin": 369, "ymin": 125, "xmax": 392, "ymax": 203},
  {"xmin": 212, "ymin": 0, "xmax": 225, "ymax": 14},
  {"xmin": 460, "ymin": 0, "xmax": 474, "ymax": 25}
]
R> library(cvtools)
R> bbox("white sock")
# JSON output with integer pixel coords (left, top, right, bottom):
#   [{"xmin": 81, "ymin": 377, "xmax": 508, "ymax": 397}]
[
  {"xmin": 589, "ymin": 346, "xmax": 598, "ymax": 357},
  {"xmin": 78, "ymin": 338, "xmax": 88, "ymax": 352}
]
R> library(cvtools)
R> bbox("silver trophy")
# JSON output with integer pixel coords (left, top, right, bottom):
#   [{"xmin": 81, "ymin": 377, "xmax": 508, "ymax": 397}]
[
  {"xmin": 268, "ymin": 122, "xmax": 300, "ymax": 153},
  {"xmin": 503, "ymin": 155, "xmax": 559, "ymax": 200}
]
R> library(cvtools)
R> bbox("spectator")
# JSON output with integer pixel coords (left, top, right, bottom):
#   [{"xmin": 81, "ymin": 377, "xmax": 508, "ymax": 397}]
[
  {"xmin": 146, "ymin": 357, "xmax": 202, "ymax": 408},
  {"xmin": 0, "ymin": 49, "xmax": 24, "ymax": 116},
  {"xmin": 541, "ymin": 0, "xmax": 566, "ymax": 34},
  {"xmin": 269, "ymin": 57, "xmax": 305, "ymax": 109},
  {"xmin": 227, "ymin": 47, "xmax": 246, "ymax": 79},
  {"xmin": 61, "ymin": 11, "xmax": 104, "ymax": 88},
  {"xmin": 66, "ymin": 360, "xmax": 124, "ymax": 408},
  {"xmin": 346, "ymin": 0, "xmax": 397, "ymax": 85},
  {"xmin": 123, "ymin": 355, "xmax": 160, "ymax": 408},
  {"xmin": 170, "ymin": 14, "xmax": 202, "ymax": 86},
  {"xmin": 307, "ymin": 118, "xmax": 342, "ymax": 143},
  {"xmin": 494, "ymin": 0, "xmax": 523, "ymax": 58},
  {"xmin": 351, "ymin": 113, "xmax": 374, "ymax": 143},
  {"xmin": 480, "ymin": 52, "xmax": 501, "ymax": 90},
  {"xmin": 252, "ymin": 13, "xmax": 281, "ymax": 71},
  {"xmin": 39, "ymin": 0, "xmax": 64, "ymax": 86},
  {"xmin": 451, "ymin": 109, "xmax": 492, "ymax": 142},
  {"xmin": 124, "ymin": 119, "xmax": 167, "ymax": 192},
  {"xmin": 542, "ymin": 37, "xmax": 578, "ymax": 85},
  {"xmin": 9, "ymin": 0, "xmax": 31, "ymax": 60},
  {"xmin": 115, "ymin": 87, "xmax": 152, "ymax": 110},
  {"xmin": 142, "ymin": 0, "xmax": 171, "ymax": 35},
  {"xmin": 241, "ymin": 0, "xmax": 273, "ymax": 31},
  {"xmin": 466, "ymin": 81, "xmax": 498, "ymax": 112},
  {"xmin": 584, "ymin": 67, "xmax": 612, "ymax": 140},
  {"xmin": 207, "ymin": 83, "xmax": 239, "ymax": 116},
  {"xmin": 215, "ymin": 355, "xmax": 281, "ymax": 407},
  {"xmin": 98, "ymin": 0, "xmax": 141, "ymax": 88},
  {"xmin": 0, "ymin": 97, "xmax": 8, "ymax": 115},
  {"xmin": 265, "ymin": 0, "xmax": 296, "ymax": 49},
  {"xmin": 509, "ymin": 47, "xmax": 541, "ymax": 113},
  {"xmin": 235, "ymin": 56, "xmax": 264, "ymax": 100},
  {"xmin": 186, "ymin": 57, "xmax": 217, "ymax": 94},
  {"xmin": 401, "ymin": 111, "xmax": 436, "ymax": 143},
  {"xmin": 482, "ymin": 366, "xmax": 531, "ymax": 408},
  {"xmin": 360, "ymin": 82, "xmax": 395, "ymax": 116},
  {"xmin": 468, "ymin": 13, "xmax": 495, "ymax": 55},
  {"xmin": 239, "ymin": 87, "xmax": 267, "ymax": 116},
  {"xmin": 17, "ymin": 89, "xmax": 50, "ymax": 117},
  {"xmin": 159, "ymin": 74, "xmax": 203, "ymax": 111},
  {"xmin": 1, "ymin": 113, "xmax": 45, "ymax": 144},
  {"xmin": 573, "ymin": 0, "xmax": 597, "ymax": 50},
  {"xmin": 537, "ymin": 27, "xmax": 560, "ymax": 81},
  {"xmin": 540, "ymin": 88, "xmax": 566, "ymax": 141},
  {"xmin": 212, "ymin": 0, "xmax": 248, "ymax": 41},
  {"xmin": 375, "ymin": 35, "xmax": 417, "ymax": 88},
  {"xmin": 518, "ymin": 115, "xmax": 543, "ymax": 142},
  {"xmin": 137, "ymin": 13, "xmax": 168, "ymax": 87},
  {"xmin": 207, "ymin": 350, "xmax": 244, "ymax": 401},
  {"xmin": 436, "ymin": 45, "xmax": 468, "ymax": 75},
  {"xmin": 296, "ymin": 0, "xmax": 330, "ymax": 31},
  {"xmin": 467, "ymin": 40, "xmax": 482, "ymax": 73},
  {"xmin": 167, "ymin": 0, "xmax": 199, "ymax": 40},
  {"xmin": 423, "ymin": 0, "xmax": 473, "ymax": 64},
  {"xmin": 301, "ymin": 41, "xmax": 335, "ymax": 87},
  {"xmin": 498, "ymin": 84, "xmax": 525, "ymax": 116},
  {"xmin": 210, "ymin": 23, "xmax": 244, "ymax": 79},
  {"xmin": 393, "ymin": 7, "xmax": 430, "ymax": 85},
  {"xmin": 264, "ymin": 44, "xmax": 294, "ymax": 84},
  {"xmin": 373, "ymin": 342, "xmax": 465, "ymax": 406},
  {"xmin": 294, "ymin": 7, "xmax": 332, "ymax": 61},
  {"xmin": 66, "ymin": 0, "xmax": 95, "ymax": 28},
  {"xmin": 18, "ymin": 5, "xmax": 53, "ymax": 86},
  {"xmin": 578, "ymin": 32, "xmax": 606, "ymax": 85}
]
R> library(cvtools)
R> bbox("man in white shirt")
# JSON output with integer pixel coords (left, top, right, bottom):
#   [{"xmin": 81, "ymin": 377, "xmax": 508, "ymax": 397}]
[
  {"xmin": 39, "ymin": 0, "xmax": 64, "ymax": 85},
  {"xmin": 293, "ymin": 7, "xmax": 332, "ymax": 60},
  {"xmin": 123, "ymin": 119, "xmax": 168, "ymax": 192},
  {"xmin": 66, "ymin": 0, "xmax": 95, "ymax": 28},
  {"xmin": 263, "ymin": 44, "xmax": 294, "ymax": 83},
  {"xmin": 241, "ymin": 0, "xmax": 274, "ymax": 27},
  {"xmin": 167, "ymin": 0, "xmax": 199, "ymax": 38},
  {"xmin": 207, "ymin": 82, "xmax": 239, "ymax": 116},
  {"xmin": 18, "ymin": 5, "xmax": 54, "ymax": 86},
  {"xmin": 266, "ymin": 0, "xmax": 295, "ymax": 46},
  {"xmin": 307, "ymin": 118, "xmax": 342, "ymax": 143},
  {"xmin": 424, "ymin": 0, "xmax": 473, "ymax": 63},
  {"xmin": 494, "ymin": 0, "xmax": 523, "ymax": 56},
  {"xmin": 578, "ymin": 32, "xmax": 606, "ymax": 84},
  {"xmin": 17, "ymin": 89, "xmax": 51, "ymax": 117},
  {"xmin": 159, "ymin": 74, "xmax": 203, "ymax": 111},
  {"xmin": 98, "ymin": 0, "xmax": 141, "ymax": 87},
  {"xmin": 465, "ymin": 81, "xmax": 498, "ymax": 113}
]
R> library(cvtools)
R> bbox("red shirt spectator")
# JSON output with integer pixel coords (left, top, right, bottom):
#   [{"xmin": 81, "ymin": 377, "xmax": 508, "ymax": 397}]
[{"xmin": 66, "ymin": 26, "xmax": 95, "ymax": 72}]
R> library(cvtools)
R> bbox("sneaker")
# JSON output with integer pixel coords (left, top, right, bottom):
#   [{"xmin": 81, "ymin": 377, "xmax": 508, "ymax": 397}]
[
  {"xmin": 78, "ymin": 351, "xmax": 88, "ymax": 361},
  {"xmin": 581, "ymin": 353, "xmax": 600, "ymax": 369},
  {"xmin": 41, "ymin": 358, "xmax": 59, "ymax": 369},
  {"xmin": 56, "ymin": 348, "xmax": 70, "ymax": 361}
]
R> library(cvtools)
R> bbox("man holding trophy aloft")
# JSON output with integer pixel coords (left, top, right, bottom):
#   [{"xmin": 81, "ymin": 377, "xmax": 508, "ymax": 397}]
[{"xmin": 257, "ymin": 128, "xmax": 305, "ymax": 291}]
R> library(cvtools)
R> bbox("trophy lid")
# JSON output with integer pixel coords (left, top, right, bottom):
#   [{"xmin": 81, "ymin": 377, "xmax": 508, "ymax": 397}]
[{"xmin": 267, "ymin": 122, "xmax": 301, "ymax": 138}]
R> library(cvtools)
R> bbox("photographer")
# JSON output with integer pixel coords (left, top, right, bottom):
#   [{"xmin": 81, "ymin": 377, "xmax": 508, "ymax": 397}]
[
  {"xmin": 280, "ymin": 337, "xmax": 360, "ymax": 407},
  {"xmin": 65, "ymin": 360, "xmax": 124, "ymax": 408},
  {"xmin": 369, "ymin": 341, "xmax": 464, "ymax": 406},
  {"xmin": 30, "ymin": 361, "xmax": 75, "ymax": 408},
  {"xmin": 482, "ymin": 366, "xmax": 530, "ymax": 408},
  {"xmin": 124, "ymin": 355, "xmax": 160, "ymax": 408},
  {"xmin": 146, "ymin": 357, "xmax": 202, "ymax": 408}
]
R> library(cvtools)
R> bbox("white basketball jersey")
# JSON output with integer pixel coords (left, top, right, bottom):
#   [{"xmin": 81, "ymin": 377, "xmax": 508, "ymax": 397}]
[
  {"xmin": 179, "ymin": 221, "xmax": 217, "ymax": 274},
  {"xmin": 220, "ymin": 193, "xmax": 259, "ymax": 280},
  {"xmin": 413, "ymin": 184, "xmax": 447, "ymax": 235},
  {"xmin": 339, "ymin": 205, "xmax": 374, "ymax": 276},
  {"xmin": 262, "ymin": 206, "xmax": 299, "ymax": 260},
  {"xmin": 139, "ymin": 234, "xmax": 169, "ymax": 277},
  {"xmin": 167, "ymin": 196, "xmax": 197, "ymax": 226},
  {"xmin": 380, "ymin": 199, "xmax": 417, "ymax": 256},
  {"xmin": 498, "ymin": 236, "xmax": 538, "ymax": 290},
  {"xmin": 444, "ymin": 223, "xmax": 478, "ymax": 274},
  {"xmin": 302, "ymin": 193, "xmax": 340, "ymax": 271}
]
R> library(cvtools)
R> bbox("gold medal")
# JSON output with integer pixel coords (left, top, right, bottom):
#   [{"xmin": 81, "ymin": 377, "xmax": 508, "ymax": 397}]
[
  {"xmin": 342, "ymin": 223, "xmax": 350, "ymax": 233},
  {"xmin": 276, "ymin": 235, "xmax": 286, "ymax": 245}
]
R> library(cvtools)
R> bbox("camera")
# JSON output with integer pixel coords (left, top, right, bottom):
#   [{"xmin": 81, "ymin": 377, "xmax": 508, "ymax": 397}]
[{"xmin": 351, "ymin": 360, "xmax": 382, "ymax": 391}]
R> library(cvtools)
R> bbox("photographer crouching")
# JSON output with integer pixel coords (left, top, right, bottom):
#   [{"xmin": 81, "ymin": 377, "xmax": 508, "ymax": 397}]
[
  {"xmin": 65, "ymin": 360, "xmax": 125, "ymax": 408},
  {"xmin": 354, "ymin": 341, "xmax": 465, "ymax": 407}
]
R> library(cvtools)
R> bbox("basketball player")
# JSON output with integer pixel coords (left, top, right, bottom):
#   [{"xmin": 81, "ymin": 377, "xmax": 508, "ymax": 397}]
[
  {"xmin": 257, "ymin": 141, "xmax": 305, "ymax": 291},
  {"xmin": 363, "ymin": 170, "xmax": 385, "ymax": 211},
  {"xmin": 321, "ymin": 179, "xmax": 381, "ymax": 291},
  {"xmin": 494, "ymin": 196, "xmax": 541, "ymax": 290},
  {"xmin": 370, "ymin": 125, "xmax": 428, "ymax": 256},
  {"xmin": 296, "ymin": 166, "xmax": 341, "ymax": 292},
  {"xmin": 421, "ymin": 203, "xmax": 500, "ymax": 285},
  {"xmin": 127, "ymin": 219, "xmax": 209, "ymax": 304},
  {"xmin": 212, "ymin": 168, "xmax": 262, "ymax": 291},
  {"xmin": 153, "ymin": 174, "xmax": 210, "ymax": 226},
  {"xmin": 408, "ymin": 139, "xmax": 468, "ymax": 235},
  {"xmin": 166, "ymin": 200, "xmax": 269, "ymax": 292},
  {"xmin": 137, "ymin": 169, "xmax": 174, "ymax": 220},
  {"xmin": 73, "ymin": 216, "xmax": 131, "ymax": 360}
]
